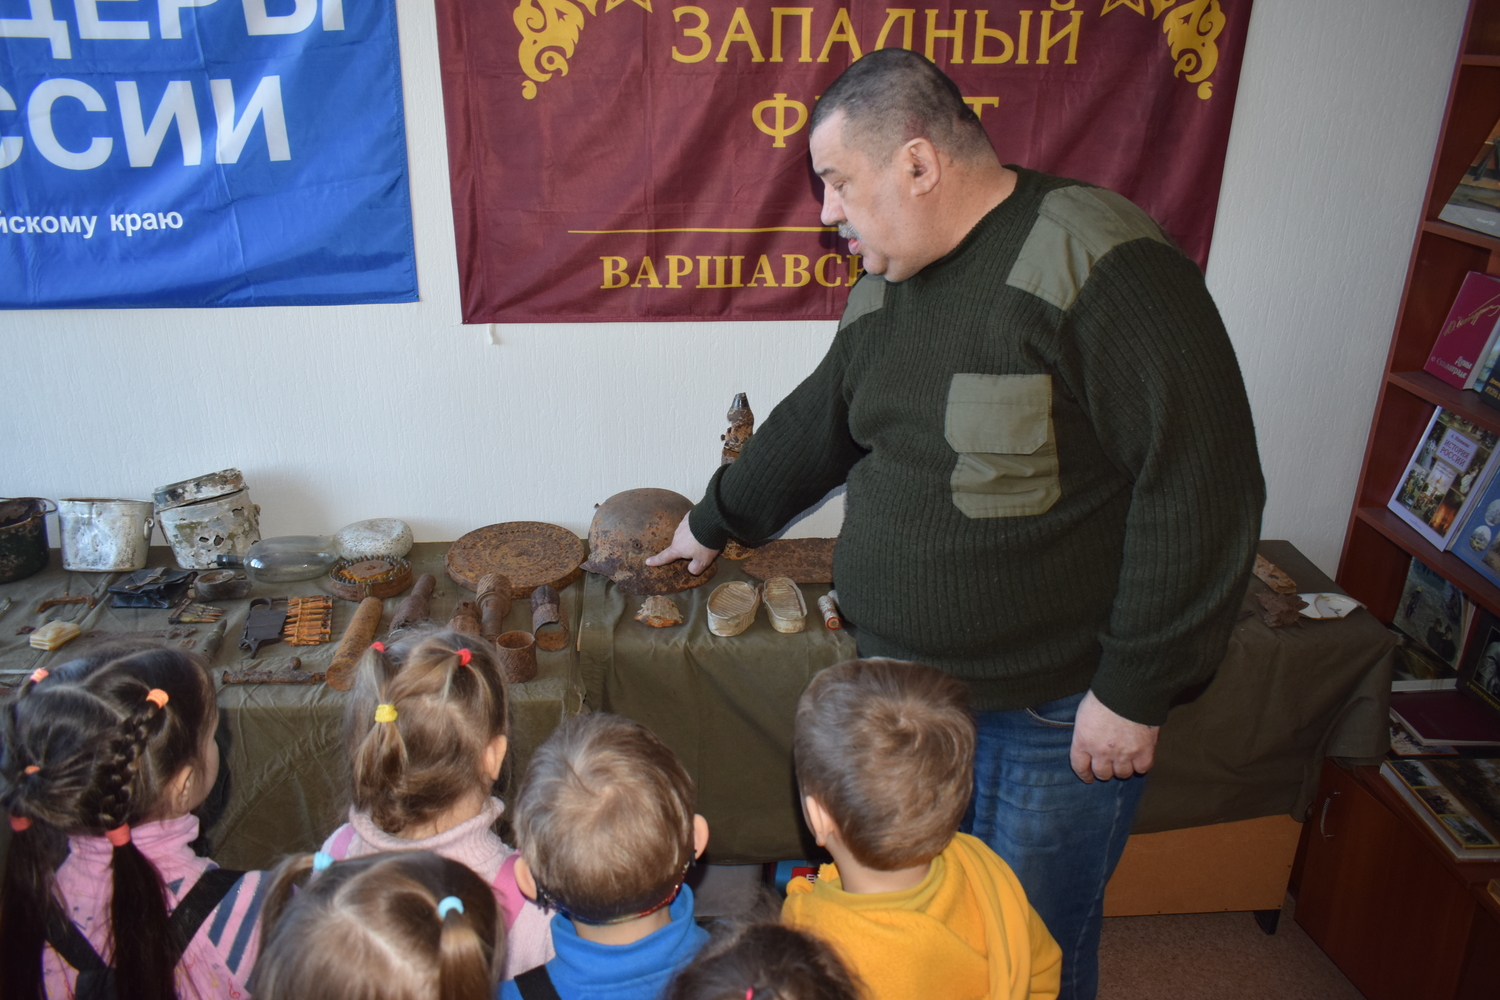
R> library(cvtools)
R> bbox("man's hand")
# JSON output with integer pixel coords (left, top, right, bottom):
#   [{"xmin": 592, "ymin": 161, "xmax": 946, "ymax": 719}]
[
  {"xmin": 1069, "ymin": 690, "xmax": 1159, "ymax": 783},
  {"xmin": 645, "ymin": 513, "xmax": 721, "ymax": 576}
]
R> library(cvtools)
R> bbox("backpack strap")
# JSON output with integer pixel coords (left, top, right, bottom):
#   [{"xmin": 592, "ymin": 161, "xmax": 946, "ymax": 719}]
[
  {"xmin": 42, "ymin": 868, "xmax": 246, "ymax": 1000},
  {"xmin": 513, "ymin": 965, "xmax": 563, "ymax": 1000}
]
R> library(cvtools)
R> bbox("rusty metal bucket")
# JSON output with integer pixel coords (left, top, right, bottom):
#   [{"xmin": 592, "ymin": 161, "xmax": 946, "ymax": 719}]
[
  {"xmin": 156, "ymin": 489, "xmax": 262, "ymax": 570},
  {"xmin": 0, "ymin": 497, "xmax": 55, "ymax": 584},
  {"xmin": 57, "ymin": 498, "xmax": 155, "ymax": 572}
]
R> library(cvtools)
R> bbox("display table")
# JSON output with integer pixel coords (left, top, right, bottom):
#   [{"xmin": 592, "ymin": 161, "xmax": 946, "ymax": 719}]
[{"xmin": 0, "ymin": 537, "xmax": 1392, "ymax": 880}]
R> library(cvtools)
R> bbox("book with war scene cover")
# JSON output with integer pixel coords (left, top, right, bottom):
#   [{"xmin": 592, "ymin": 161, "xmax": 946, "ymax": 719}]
[
  {"xmin": 1389, "ymin": 408, "xmax": 1500, "ymax": 551},
  {"xmin": 1439, "ymin": 111, "xmax": 1500, "ymax": 239},
  {"xmin": 1424, "ymin": 271, "xmax": 1500, "ymax": 390}
]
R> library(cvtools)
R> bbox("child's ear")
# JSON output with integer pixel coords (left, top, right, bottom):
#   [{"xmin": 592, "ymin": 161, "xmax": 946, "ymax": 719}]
[
  {"xmin": 692, "ymin": 814, "xmax": 710, "ymax": 859},
  {"xmin": 514, "ymin": 856, "xmax": 538, "ymax": 901},
  {"xmin": 803, "ymin": 795, "xmax": 837, "ymax": 848},
  {"xmin": 482, "ymin": 735, "xmax": 509, "ymax": 783}
]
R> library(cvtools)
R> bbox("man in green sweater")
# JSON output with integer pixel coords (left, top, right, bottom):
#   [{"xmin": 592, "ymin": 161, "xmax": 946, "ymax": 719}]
[{"xmin": 648, "ymin": 49, "xmax": 1264, "ymax": 1000}]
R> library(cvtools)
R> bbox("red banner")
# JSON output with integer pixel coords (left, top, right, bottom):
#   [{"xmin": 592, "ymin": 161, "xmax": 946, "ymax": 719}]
[{"xmin": 435, "ymin": 0, "xmax": 1253, "ymax": 323}]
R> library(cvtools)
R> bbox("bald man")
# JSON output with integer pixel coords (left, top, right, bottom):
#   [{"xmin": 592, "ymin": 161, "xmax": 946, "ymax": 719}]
[{"xmin": 650, "ymin": 49, "xmax": 1264, "ymax": 1000}]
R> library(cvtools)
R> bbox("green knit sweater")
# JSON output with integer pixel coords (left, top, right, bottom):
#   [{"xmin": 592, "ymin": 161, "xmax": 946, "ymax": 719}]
[{"xmin": 689, "ymin": 168, "xmax": 1265, "ymax": 724}]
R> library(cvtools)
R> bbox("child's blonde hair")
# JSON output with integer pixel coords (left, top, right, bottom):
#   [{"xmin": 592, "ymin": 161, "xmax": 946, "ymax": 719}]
[
  {"xmin": 252, "ymin": 850, "xmax": 502, "ymax": 1000},
  {"xmin": 794, "ymin": 658, "xmax": 974, "ymax": 870},
  {"xmin": 0, "ymin": 643, "xmax": 219, "ymax": 1000},
  {"xmin": 513, "ymin": 713, "xmax": 696, "ymax": 924},
  {"xmin": 345, "ymin": 628, "xmax": 510, "ymax": 834}
]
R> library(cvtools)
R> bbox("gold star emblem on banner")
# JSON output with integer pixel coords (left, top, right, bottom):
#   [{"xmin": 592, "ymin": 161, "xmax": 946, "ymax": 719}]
[
  {"xmin": 1101, "ymin": 0, "xmax": 1175, "ymax": 15},
  {"xmin": 604, "ymin": 0, "xmax": 651, "ymax": 11}
]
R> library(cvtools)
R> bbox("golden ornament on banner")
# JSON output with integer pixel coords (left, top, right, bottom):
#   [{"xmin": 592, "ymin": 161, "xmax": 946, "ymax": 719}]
[
  {"xmin": 1100, "ymin": 0, "xmax": 1226, "ymax": 101},
  {"xmin": 752, "ymin": 94, "xmax": 810, "ymax": 148},
  {"xmin": 515, "ymin": 0, "xmax": 652, "ymax": 99}
]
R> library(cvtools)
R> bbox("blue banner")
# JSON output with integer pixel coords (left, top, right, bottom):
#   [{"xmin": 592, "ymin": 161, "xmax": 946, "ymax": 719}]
[{"xmin": 0, "ymin": 0, "xmax": 416, "ymax": 308}]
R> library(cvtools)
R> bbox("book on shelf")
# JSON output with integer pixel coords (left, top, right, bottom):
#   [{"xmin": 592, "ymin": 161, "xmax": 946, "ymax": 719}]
[
  {"xmin": 1389, "ymin": 689, "xmax": 1500, "ymax": 746},
  {"xmin": 1388, "ymin": 408, "xmax": 1500, "ymax": 551},
  {"xmin": 1458, "ymin": 607, "xmax": 1500, "ymax": 716},
  {"xmin": 1452, "ymin": 468, "xmax": 1500, "ymax": 587},
  {"xmin": 1381, "ymin": 759, "xmax": 1500, "ymax": 860},
  {"xmin": 1389, "ymin": 717, "xmax": 1457, "ymax": 756},
  {"xmin": 1438, "ymin": 111, "xmax": 1500, "ymax": 238},
  {"xmin": 1423, "ymin": 271, "xmax": 1500, "ymax": 389},
  {"xmin": 1393, "ymin": 557, "xmax": 1470, "ymax": 672}
]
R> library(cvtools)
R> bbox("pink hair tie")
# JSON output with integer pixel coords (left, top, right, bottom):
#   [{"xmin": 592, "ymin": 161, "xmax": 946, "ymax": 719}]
[
  {"xmin": 144, "ymin": 689, "xmax": 169, "ymax": 709},
  {"xmin": 456, "ymin": 648, "xmax": 472, "ymax": 666},
  {"xmin": 29, "ymin": 668, "xmax": 47, "ymax": 684},
  {"xmin": 23, "ymin": 765, "xmax": 40, "ymax": 775},
  {"xmin": 9, "ymin": 815, "xmax": 31, "ymax": 832},
  {"xmin": 370, "ymin": 642, "xmax": 385, "ymax": 652},
  {"xmin": 105, "ymin": 824, "xmax": 131, "ymax": 847}
]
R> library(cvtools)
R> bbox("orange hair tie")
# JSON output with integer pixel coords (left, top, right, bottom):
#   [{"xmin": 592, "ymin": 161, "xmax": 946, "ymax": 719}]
[
  {"xmin": 29, "ymin": 668, "xmax": 47, "ymax": 684},
  {"xmin": 9, "ymin": 816, "xmax": 31, "ymax": 832},
  {"xmin": 370, "ymin": 642, "xmax": 386, "ymax": 652},
  {"xmin": 456, "ymin": 648, "xmax": 472, "ymax": 666},
  {"xmin": 144, "ymin": 689, "xmax": 169, "ymax": 709},
  {"xmin": 105, "ymin": 824, "xmax": 131, "ymax": 847},
  {"xmin": 24, "ymin": 765, "xmax": 40, "ymax": 775}
]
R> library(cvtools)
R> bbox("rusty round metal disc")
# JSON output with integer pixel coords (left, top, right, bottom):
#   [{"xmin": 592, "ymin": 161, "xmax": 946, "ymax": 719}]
[
  {"xmin": 446, "ymin": 522, "xmax": 585, "ymax": 598},
  {"xmin": 327, "ymin": 557, "xmax": 413, "ymax": 601}
]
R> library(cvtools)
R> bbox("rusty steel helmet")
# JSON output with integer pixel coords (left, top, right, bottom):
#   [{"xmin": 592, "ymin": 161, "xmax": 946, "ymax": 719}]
[{"xmin": 581, "ymin": 488, "xmax": 718, "ymax": 595}]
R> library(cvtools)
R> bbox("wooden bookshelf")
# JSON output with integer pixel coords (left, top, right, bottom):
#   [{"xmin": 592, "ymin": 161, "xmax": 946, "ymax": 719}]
[{"xmin": 1337, "ymin": 0, "xmax": 1500, "ymax": 625}]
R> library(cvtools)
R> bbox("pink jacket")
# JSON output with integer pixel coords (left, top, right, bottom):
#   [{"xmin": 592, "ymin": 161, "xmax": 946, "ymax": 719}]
[
  {"xmin": 321, "ymin": 796, "xmax": 554, "ymax": 979},
  {"xmin": 44, "ymin": 814, "xmax": 264, "ymax": 999}
]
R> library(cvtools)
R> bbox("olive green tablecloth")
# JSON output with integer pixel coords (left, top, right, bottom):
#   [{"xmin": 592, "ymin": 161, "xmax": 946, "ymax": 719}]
[
  {"xmin": 0, "ymin": 538, "xmax": 1391, "ymax": 869},
  {"xmin": 0, "ymin": 543, "xmax": 584, "ymax": 871}
]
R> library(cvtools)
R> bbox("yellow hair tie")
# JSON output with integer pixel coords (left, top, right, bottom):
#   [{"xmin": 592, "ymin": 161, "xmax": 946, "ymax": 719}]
[{"xmin": 374, "ymin": 704, "xmax": 398, "ymax": 724}]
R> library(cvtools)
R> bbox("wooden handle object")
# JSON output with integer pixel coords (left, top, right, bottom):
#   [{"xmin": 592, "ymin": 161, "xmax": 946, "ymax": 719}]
[{"xmin": 326, "ymin": 597, "xmax": 384, "ymax": 691}]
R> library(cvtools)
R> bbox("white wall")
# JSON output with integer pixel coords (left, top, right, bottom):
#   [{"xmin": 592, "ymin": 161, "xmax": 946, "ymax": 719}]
[{"xmin": 0, "ymin": 0, "xmax": 1471, "ymax": 574}]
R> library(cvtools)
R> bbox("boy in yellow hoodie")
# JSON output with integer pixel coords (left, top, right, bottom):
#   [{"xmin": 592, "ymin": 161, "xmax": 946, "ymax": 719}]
[{"xmin": 783, "ymin": 658, "xmax": 1062, "ymax": 1000}]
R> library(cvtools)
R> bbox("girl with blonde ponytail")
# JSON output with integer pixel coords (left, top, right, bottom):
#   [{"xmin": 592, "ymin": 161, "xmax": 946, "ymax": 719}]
[
  {"xmin": 319, "ymin": 627, "xmax": 552, "ymax": 978},
  {"xmin": 250, "ymin": 850, "xmax": 502, "ymax": 1000}
]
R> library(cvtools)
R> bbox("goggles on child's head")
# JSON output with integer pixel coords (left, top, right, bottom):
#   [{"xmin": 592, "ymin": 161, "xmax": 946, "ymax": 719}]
[{"xmin": 532, "ymin": 858, "xmax": 693, "ymax": 926}]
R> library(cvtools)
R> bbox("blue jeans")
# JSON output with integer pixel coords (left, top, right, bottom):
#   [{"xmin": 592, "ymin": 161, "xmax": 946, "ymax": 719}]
[{"xmin": 962, "ymin": 692, "xmax": 1147, "ymax": 1000}]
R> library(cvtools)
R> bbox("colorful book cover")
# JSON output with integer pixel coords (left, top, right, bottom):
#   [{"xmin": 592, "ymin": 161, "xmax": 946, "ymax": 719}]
[
  {"xmin": 1388, "ymin": 408, "xmax": 1500, "ymax": 550},
  {"xmin": 1423, "ymin": 271, "xmax": 1500, "ymax": 389},
  {"xmin": 1457, "ymin": 608, "xmax": 1500, "ymax": 716},
  {"xmin": 1438, "ymin": 112, "xmax": 1500, "ymax": 238},
  {"xmin": 1452, "ymin": 470, "xmax": 1500, "ymax": 587},
  {"xmin": 1427, "ymin": 757, "xmax": 1500, "ymax": 842},
  {"xmin": 1393, "ymin": 558, "xmax": 1468, "ymax": 671},
  {"xmin": 1384, "ymin": 759, "xmax": 1500, "ymax": 853}
]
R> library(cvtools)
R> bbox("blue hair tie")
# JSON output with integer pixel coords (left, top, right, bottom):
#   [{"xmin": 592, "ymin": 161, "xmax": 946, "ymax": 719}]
[
  {"xmin": 312, "ymin": 851, "xmax": 334, "ymax": 872},
  {"xmin": 436, "ymin": 896, "xmax": 464, "ymax": 919}
]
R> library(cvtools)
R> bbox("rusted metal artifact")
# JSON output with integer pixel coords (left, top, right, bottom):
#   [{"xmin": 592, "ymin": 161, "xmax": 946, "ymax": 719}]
[
  {"xmin": 222, "ymin": 658, "xmax": 326, "ymax": 685},
  {"xmin": 742, "ymin": 538, "xmax": 837, "ymax": 584},
  {"xmin": 762, "ymin": 577, "xmax": 807, "ymax": 633},
  {"xmin": 707, "ymin": 581, "xmax": 759, "ymax": 637},
  {"xmin": 328, "ymin": 557, "xmax": 413, "ymax": 602},
  {"xmin": 327, "ymin": 597, "xmax": 385, "ymax": 691},
  {"xmin": 194, "ymin": 569, "xmax": 252, "ymax": 601},
  {"xmin": 389, "ymin": 573, "xmax": 437, "ymax": 637},
  {"xmin": 721, "ymin": 392, "xmax": 754, "ymax": 466},
  {"xmin": 530, "ymin": 583, "xmax": 569, "ymax": 651},
  {"xmin": 1257, "ymin": 592, "xmax": 1307, "ymax": 628},
  {"xmin": 446, "ymin": 522, "xmax": 585, "ymax": 597},
  {"xmin": 476, "ymin": 573, "xmax": 513, "ymax": 643},
  {"xmin": 168, "ymin": 600, "xmax": 225, "ymax": 624},
  {"xmin": 240, "ymin": 597, "xmax": 288, "ymax": 656},
  {"xmin": 0, "ymin": 498, "xmax": 53, "ymax": 585},
  {"xmin": 818, "ymin": 592, "xmax": 842, "ymax": 630},
  {"xmin": 36, "ymin": 595, "xmax": 95, "ymax": 614},
  {"xmin": 153, "ymin": 469, "xmax": 261, "ymax": 570},
  {"xmin": 1253, "ymin": 555, "xmax": 1298, "ymax": 595},
  {"xmin": 495, "ymin": 630, "xmax": 538, "ymax": 683},
  {"xmin": 449, "ymin": 600, "xmax": 482, "ymax": 638},
  {"xmin": 283, "ymin": 595, "xmax": 334, "ymax": 645},
  {"xmin": 580, "ymin": 489, "xmax": 717, "ymax": 596},
  {"xmin": 635, "ymin": 595, "xmax": 684, "ymax": 628}
]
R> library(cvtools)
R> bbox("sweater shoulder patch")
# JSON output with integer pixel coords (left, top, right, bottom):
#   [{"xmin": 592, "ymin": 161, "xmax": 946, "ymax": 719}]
[
  {"xmin": 839, "ymin": 274, "xmax": 886, "ymax": 330},
  {"xmin": 1005, "ymin": 185, "xmax": 1166, "ymax": 311}
]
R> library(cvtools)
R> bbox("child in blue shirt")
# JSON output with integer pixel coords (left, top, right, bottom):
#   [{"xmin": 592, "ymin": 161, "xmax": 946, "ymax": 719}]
[{"xmin": 503, "ymin": 713, "xmax": 711, "ymax": 1000}]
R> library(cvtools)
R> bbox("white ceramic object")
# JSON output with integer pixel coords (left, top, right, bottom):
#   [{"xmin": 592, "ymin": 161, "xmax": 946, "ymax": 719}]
[
  {"xmin": 335, "ymin": 518, "xmax": 414, "ymax": 560},
  {"xmin": 1298, "ymin": 593, "xmax": 1363, "ymax": 620}
]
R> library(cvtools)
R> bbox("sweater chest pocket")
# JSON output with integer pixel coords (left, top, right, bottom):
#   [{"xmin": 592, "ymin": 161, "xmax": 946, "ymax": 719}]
[{"xmin": 944, "ymin": 373, "xmax": 1060, "ymax": 518}]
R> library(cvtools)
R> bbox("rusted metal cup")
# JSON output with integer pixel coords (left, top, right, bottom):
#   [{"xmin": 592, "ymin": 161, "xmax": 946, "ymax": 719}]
[{"xmin": 495, "ymin": 630, "xmax": 538, "ymax": 684}]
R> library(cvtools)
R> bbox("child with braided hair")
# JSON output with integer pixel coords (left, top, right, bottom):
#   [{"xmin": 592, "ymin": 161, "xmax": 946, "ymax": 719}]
[
  {"xmin": 0, "ymin": 644, "xmax": 267, "ymax": 1000},
  {"xmin": 319, "ymin": 626, "xmax": 553, "ymax": 978},
  {"xmin": 250, "ymin": 850, "xmax": 504, "ymax": 1000}
]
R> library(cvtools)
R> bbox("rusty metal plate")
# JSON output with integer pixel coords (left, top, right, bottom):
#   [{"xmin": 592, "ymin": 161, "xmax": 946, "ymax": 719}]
[
  {"xmin": 741, "ymin": 538, "xmax": 837, "ymax": 584},
  {"xmin": 446, "ymin": 522, "xmax": 585, "ymax": 598},
  {"xmin": 327, "ymin": 557, "xmax": 413, "ymax": 602}
]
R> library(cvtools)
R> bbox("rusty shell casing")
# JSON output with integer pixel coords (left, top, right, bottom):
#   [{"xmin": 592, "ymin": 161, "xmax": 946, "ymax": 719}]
[
  {"xmin": 389, "ymin": 573, "xmax": 437, "ymax": 636},
  {"xmin": 326, "ymin": 597, "xmax": 384, "ymax": 691},
  {"xmin": 580, "ymin": 488, "xmax": 717, "ymax": 596},
  {"xmin": 476, "ymin": 572, "xmax": 513, "ymax": 642},
  {"xmin": 448, "ymin": 600, "xmax": 482, "ymax": 638},
  {"xmin": 720, "ymin": 392, "xmax": 754, "ymax": 466},
  {"xmin": 530, "ymin": 583, "xmax": 569, "ymax": 651},
  {"xmin": 495, "ymin": 630, "xmax": 538, "ymax": 684}
]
